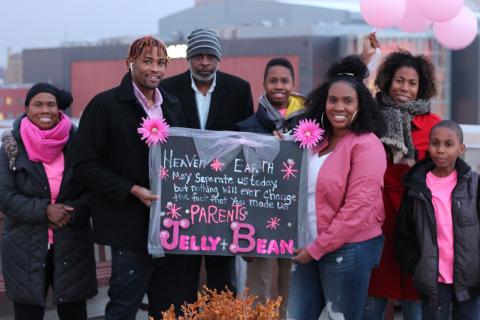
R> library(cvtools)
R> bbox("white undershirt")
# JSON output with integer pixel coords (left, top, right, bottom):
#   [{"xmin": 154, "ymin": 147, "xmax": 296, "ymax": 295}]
[
  {"xmin": 305, "ymin": 150, "xmax": 331, "ymax": 245},
  {"xmin": 191, "ymin": 74, "xmax": 216, "ymax": 130}
]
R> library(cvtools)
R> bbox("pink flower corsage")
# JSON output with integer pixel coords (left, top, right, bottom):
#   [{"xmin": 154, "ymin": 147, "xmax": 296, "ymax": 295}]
[
  {"xmin": 137, "ymin": 117, "xmax": 169, "ymax": 147},
  {"xmin": 293, "ymin": 119, "xmax": 324, "ymax": 149}
]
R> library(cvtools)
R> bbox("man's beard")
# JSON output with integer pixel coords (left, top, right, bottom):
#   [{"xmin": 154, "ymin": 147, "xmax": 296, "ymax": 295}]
[
  {"xmin": 188, "ymin": 62, "xmax": 218, "ymax": 82},
  {"xmin": 191, "ymin": 70, "xmax": 216, "ymax": 82}
]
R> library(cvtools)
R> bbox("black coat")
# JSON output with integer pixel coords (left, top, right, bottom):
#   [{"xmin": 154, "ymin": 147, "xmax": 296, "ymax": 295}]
[
  {"xmin": 160, "ymin": 70, "xmax": 254, "ymax": 130},
  {"xmin": 72, "ymin": 73, "xmax": 185, "ymax": 249},
  {"xmin": 0, "ymin": 116, "xmax": 97, "ymax": 306},
  {"xmin": 395, "ymin": 157, "xmax": 480, "ymax": 307},
  {"xmin": 236, "ymin": 101, "xmax": 305, "ymax": 134}
]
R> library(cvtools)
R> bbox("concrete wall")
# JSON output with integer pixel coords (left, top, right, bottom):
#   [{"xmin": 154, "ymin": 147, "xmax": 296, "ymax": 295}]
[
  {"xmin": 23, "ymin": 45, "xmax": 129, "ymax": 90},
  {"xmin": 451, "ymin": 36, "xmax": 480, "ymax": 124}
]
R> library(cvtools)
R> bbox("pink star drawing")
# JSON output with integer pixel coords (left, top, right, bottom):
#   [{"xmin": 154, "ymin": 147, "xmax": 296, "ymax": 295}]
[
  {"xmin": 210, "ymin": 159, "xmax": 224, "ymax": 172},
  {"xmin": 159, "ymin": 166, "xmax": 169, "ymax": 180},
  {"xmin": 266, "ymin": 217, "xmax": 281, "ymax": 230},
  {"xmin": 281, "ymin": 159, "xmax": 299, "ymax": 180},
  {"xmin": 166, "ymin": 203, "xmax": 182, "ymax": 219}
]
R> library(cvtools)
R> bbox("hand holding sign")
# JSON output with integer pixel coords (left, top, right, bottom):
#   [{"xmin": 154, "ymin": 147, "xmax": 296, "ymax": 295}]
[
  {"xmin": 131, "ymin": 185, "xmax": 159, "ymax": 207},
  {"xmin": 147, "ymin": 128, "xmax": 307, "ymax": 258},
  {"xmin": 292, "ymin": 247, "xmax": 313, "ymax": 264}
]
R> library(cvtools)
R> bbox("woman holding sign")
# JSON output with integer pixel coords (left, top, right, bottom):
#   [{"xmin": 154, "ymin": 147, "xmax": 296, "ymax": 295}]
[{"xmin": 287, "ymin": 55, "xmax": 386, "ymax": 320}]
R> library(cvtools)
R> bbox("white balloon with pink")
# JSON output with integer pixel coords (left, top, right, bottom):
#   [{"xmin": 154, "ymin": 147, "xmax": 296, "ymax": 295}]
[{"xmin": 359, "ymin": 0, "xmax": 479, "ymax": 50}]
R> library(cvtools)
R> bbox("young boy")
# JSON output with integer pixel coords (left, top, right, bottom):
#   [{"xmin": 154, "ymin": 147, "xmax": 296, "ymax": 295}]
[
  {"xmin": 236, "ymin": 57, "xmax": 306, "ymax": 319},
  {"xmin": 395, "ymin": 120, "xmax": 480, "ymax": 320}
]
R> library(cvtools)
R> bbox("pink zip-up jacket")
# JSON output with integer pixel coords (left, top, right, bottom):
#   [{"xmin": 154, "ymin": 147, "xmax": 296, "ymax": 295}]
[{"xmin": 306, "ymin": 131, "xmax": 387, "ymax": 260}]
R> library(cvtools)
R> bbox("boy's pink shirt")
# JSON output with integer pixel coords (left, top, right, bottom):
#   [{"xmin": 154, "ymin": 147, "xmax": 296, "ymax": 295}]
[{"xmin": 426, "ymin": 170, "xmax": 457, "ymax": 284}]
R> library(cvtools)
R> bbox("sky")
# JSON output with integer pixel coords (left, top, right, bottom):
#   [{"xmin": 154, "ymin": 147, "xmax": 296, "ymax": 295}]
[
  {"xmin": 0, "ymin": 0, "xmax": 369, "ymax": 68},
  {"xmin": 0, "ymin": 0, "xmax": 195, "ymax": 67},
  {"xmin": 9, "ymin": 0, "xmax": 475, "ymax": 69}
]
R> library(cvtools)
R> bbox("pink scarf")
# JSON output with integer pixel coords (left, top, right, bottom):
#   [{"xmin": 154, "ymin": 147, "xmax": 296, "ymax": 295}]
[{"xmin": 20, "ymin": 112, "xmax": 72, "ymax": 163}]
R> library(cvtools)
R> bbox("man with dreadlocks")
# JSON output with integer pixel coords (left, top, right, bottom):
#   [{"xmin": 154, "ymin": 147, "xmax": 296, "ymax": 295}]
[{"xmin": 72, "ymin": 36, "xmax": 184, "ymax": 320}]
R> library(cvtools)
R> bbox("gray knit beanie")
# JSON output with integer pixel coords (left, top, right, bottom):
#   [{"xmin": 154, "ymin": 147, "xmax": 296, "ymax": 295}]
[{"xmin": 186, "ymin": 28, "xmax": 222, "ymax": 61}]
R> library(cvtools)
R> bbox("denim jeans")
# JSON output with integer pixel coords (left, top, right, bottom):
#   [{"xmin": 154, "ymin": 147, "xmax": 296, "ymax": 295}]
[
  {"xmin": 422, "ymin": 283, "xmax": 480, "ymax": 320},
  {"xmin": 105, "ymin": 247, "xmax": 156, "ymax": 320},
  {"xmin": 361, "ymin": 296, "xmax": 421, "ymax": 320},
  {"xmin": 288, "ymin": 236, "xmax": 384, "ymax": 320}
]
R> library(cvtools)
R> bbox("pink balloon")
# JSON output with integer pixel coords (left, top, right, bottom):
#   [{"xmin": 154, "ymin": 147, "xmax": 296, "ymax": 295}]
[
  {"xmin": 360, "ymin": 0, "xmax": 407, "ymax": 29},
  {"xmin": 433, "ymin": 6, "xmax": 478, "ymax": 50},
  {"xmin": 417, "ymin": 0, "xmax": 464, "ymax": 22},
  {"xmin": 397, "ymin": 0, "xmax": 432, "ymax": 33}
]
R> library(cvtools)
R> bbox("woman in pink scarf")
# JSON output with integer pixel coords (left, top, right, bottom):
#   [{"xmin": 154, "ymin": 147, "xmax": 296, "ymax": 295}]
[{"xmin": 0, "ymin": 83, "xmax": 97, "ymax": 320}]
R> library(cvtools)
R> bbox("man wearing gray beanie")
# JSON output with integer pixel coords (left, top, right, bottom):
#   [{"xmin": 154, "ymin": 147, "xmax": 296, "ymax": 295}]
[
  {"xmin": 159, "ymin": 28, "xmax": 253, "ymax": 310},
  {"xmin": 186, "ymin": 28, "xmax": 222, "ymax": 62},
  {"xmin": 161, "ymin": 28, "xmax": 253, "ymax": 130}
]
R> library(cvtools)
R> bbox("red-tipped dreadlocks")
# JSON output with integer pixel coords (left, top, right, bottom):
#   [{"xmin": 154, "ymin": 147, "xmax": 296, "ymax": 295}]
[{"xmin": 127, "ymin": 36, "xmax": 169, "ymax": 63}]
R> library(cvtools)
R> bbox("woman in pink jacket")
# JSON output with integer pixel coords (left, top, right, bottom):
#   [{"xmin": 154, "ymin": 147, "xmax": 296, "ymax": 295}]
[{"xmin": 287, "ymin": 56, "xmax": 387, "ymax": 320}]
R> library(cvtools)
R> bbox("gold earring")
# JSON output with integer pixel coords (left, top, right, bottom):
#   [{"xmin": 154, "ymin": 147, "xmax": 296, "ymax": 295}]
[{"xmin": 349, "ymin": 111, "xmax": 358, "ymax": 128}]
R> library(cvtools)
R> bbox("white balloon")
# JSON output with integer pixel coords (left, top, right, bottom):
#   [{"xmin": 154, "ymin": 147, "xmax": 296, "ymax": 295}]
[
  {"xmin": 433, "ymin": 6, "xmax": 478, "ymax": 50},
  {"xmin": 418, "ymin": 0, "xmax": 464, "ymax": 23},
  {"xmin": 397, "ymin": 0, "xmax": 432, "ymax": 33},
  {"xmin": 360, "ymin": 0, "xmax": 407, "ymax": 29}
]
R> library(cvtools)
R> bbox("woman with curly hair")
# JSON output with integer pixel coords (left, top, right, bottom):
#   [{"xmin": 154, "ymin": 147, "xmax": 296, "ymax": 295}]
[
  {"xmin": 362, "ymin": 35, "xmax": 441, "ymax": 320},
  {"xmin": 287, "ymin": 55, "xmax": 387, "ymax": 320}
]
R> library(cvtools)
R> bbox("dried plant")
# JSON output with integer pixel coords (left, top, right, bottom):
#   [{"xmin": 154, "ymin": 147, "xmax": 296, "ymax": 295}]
[{"xmin": 162, "ymin": 286, "xmax": 282, "ymax": 320}]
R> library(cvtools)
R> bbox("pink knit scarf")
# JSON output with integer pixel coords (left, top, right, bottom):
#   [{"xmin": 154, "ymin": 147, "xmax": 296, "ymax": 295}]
[{"xmin": 20, "ymin": 112, "xmax": 72, "ymax": 163}]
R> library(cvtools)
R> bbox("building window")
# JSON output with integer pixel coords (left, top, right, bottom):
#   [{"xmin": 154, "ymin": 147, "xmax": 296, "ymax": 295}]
[{"xmin": 6, "ymin": 96, "xmax": 12, "ymax": 106}]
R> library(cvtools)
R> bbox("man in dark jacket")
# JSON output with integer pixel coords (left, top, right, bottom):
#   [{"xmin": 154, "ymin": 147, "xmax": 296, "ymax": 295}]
[
  {"xmin": 160, "ymin": 28, "xmax": 253, "ymax": 131},
  {"xmin": 72, "ymin": 36, "xmax": 184, "ymax": 320},
  {"xmin": 159, "ymin": 28, "xmax": 254, "ymax": 307}
]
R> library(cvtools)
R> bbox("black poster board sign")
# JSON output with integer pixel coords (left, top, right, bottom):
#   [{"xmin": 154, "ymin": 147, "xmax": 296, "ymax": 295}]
[{"xmin": 150, "ymin": 131, "xmax": 305, "ymax": 258}]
